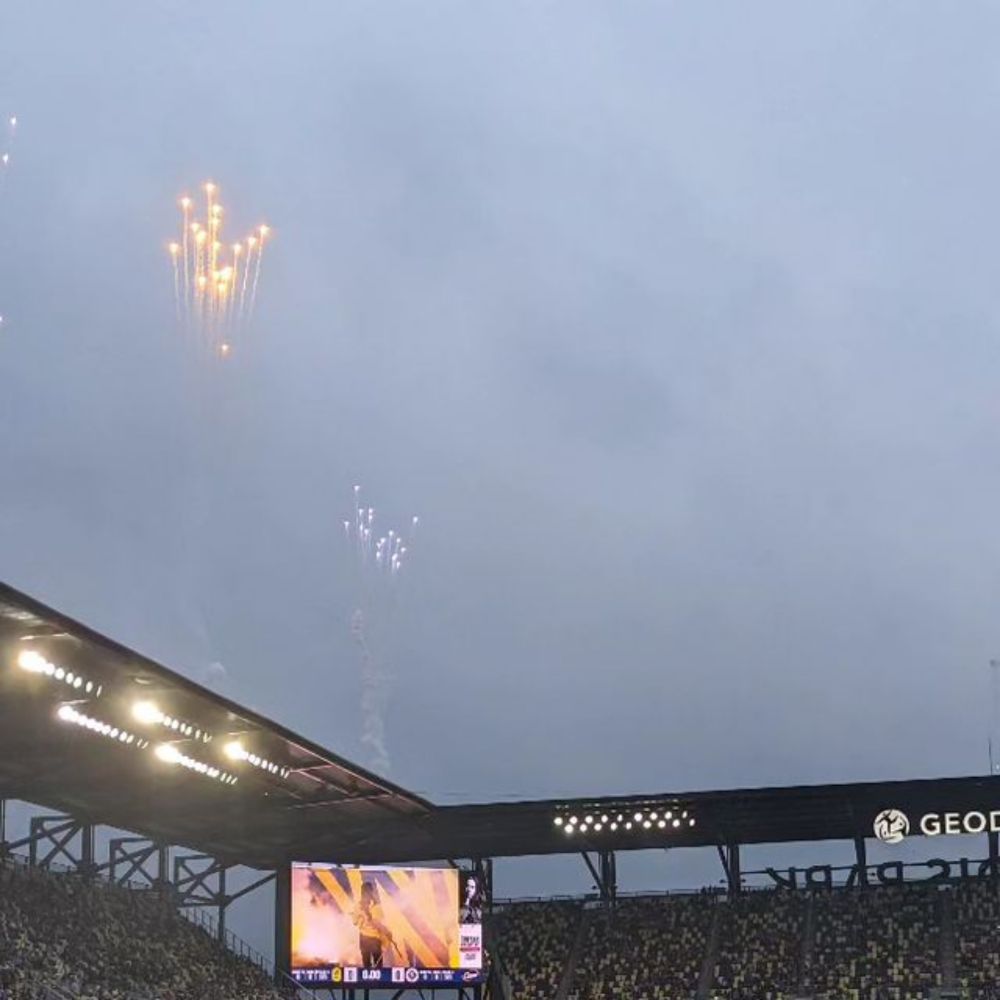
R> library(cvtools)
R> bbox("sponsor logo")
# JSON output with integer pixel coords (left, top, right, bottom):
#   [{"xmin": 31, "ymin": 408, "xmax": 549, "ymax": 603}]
[
  {"xmin": 332, "ymin": 968, "xmax": 343, "ymax": 984},
  {"xmin": 405, "ymin": 968, "xmax": 419, "ymax": 984},
  {"xmin": 874, "ymin": 807, "xmax": 1000, "ymax": 843},
  {"xmin": 463, "ymin": 971, "xmax": 479, "ymax": 982},
  {"xmin": 874, "ymin": 809, "xmax": 909, "ymax": 844},
  {"xmin": 391, "ymin": 968, "xmax": 405, "ymax": 984},
  {"xmin": 344, "ymin": 968, "xmax": 358, "ymax": 984}
]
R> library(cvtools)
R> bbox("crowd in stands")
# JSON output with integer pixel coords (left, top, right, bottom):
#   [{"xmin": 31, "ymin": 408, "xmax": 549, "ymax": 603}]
[
  {"xmin": 10, "ymin": 854, "xmax": 1000, "ymax": 1000},
  {"xmin": 491, "ymin": 901, "xmax": 581, "ymax": 1000},
  {"xmin": 712, "ymin": 889, "xmax": 804, "ymax": 1000},
  {"xmin": 566, "ymin": 893, "xmax": 716, "ymax": 1000},
  {"xmin": 806, "ymin": 883, "xmax": 942, "ymax": 999},
  {"xmin": 0, "ymin": 860, "xmax": 281, "ymax": 1000},
  {"xmin": 953, "ymin": 877, "xmax": 1000, "ymax": 997}
]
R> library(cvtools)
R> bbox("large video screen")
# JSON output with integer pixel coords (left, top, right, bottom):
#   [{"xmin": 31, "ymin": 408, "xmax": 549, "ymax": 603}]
[{"xmin": 290, "ymin": 863, "xmax": 485, "ymax": 987}]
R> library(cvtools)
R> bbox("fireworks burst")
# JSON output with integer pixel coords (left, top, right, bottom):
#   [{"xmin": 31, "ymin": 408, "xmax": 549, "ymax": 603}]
[
  {"xmin": 167, "ymin": 181, "xmax": 270, "ymax": 359},
  {"xmin": 343, "ymin": 484, "xmax": 419, "ymax": 774}
]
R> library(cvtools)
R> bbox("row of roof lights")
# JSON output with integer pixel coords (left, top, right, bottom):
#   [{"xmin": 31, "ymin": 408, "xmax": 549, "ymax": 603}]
[
  {"xmin": 554, "ymin": 808, "xmax": 696, "ymax": 834},
  {"xmin": 56, "ymin": 705, "xmax": 147, "ymax": 747},
  {"xmin": 154, "ymin": 744, "xmax": 239, "ymax": 784},
  {"xmin": 223, "ymin": 740, "xmax": 290, "ymax": 779},
  {"xmin": 18, "ymin": 650, "xmax": 102, "ymax": 697},
  {"xmin": 21, "ymin": 654, "xmax": 276, "ymax": 789},
  {"xmin": 131, "ymin": 700, "xmax": 211, "ymax": 742}
]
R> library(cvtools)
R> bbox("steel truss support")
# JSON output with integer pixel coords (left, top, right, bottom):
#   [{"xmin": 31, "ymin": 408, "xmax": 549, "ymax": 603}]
[
  {"xmin": 716, "ymin": 843, "xmax": 742, "ymax": 894},
  {"xmin": 4, "ymin": 814, "xmax": 95, "ymax": 874},
  {"xmin": 100, "ymin": 837, "xmax": 170, "ymax": 888},
  {"xmin": 174, "ymin": 853, "xmax": 275, "ymax": 944},
  {"xmin": 581, "ymin": 850, "xmax": 617, "ymax": 904}
]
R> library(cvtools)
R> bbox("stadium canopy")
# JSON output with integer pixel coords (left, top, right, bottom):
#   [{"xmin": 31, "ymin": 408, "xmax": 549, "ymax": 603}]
[{"xmin": 3, "ymin": 580, "xmax": 1000, "ymax": 870}]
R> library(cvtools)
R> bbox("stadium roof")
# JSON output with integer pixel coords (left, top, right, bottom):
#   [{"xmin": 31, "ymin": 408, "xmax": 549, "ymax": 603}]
[
  {"xmin": 3, "ymin": 581, "xmax": 999, "ymax": 869},
  {"xmin": 0, "ymin": 582, "xmax": 429, "ymax": 868}
]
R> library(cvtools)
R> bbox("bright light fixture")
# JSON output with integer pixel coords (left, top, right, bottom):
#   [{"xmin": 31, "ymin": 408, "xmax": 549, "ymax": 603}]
[
  {"xmin": 56, "ymin": 705, "xmax": 144, "ymax": 747},
  {"xmin": 18, "ymin": 650, "xmax": 101, "ymax": 696},
  {"xmin": 154, "ymin": 743, "xmax": 238, "ymax": 785}
]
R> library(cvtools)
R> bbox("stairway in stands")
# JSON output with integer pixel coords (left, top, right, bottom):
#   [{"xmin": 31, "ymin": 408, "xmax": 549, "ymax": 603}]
[
  {"xmin": 555, "ymin": 905, "xmax": 592, "ymax": 1000},
  {"xmin": 797, "ymin": 891, "xmax": 816, "ymax": 995},
  {"xmin": 694, "ymin": 903, "xmax": 722, "ymax": 1000},
  {"xmin": 939, "ymin": 887, "xmax": 957, "ymax": 990}
]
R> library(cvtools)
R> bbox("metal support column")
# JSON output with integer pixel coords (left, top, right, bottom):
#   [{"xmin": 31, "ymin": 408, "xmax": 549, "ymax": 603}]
[
  {"xmin": 581, "ymin": 850, "xmax": 617, "ymax": 904},
  {"xmin": 989, "ymin": 831, "xmax": 999, "ymax": 879},
  {"xmin": 217, "ymin": 866, "xmax": 227, "ymax": 942},
  {"xmin": 599, "ymin": 850, "xmax": 617, "ymax": 905},
  {"xmin": 274, "ymin": 865, "xmax": 291, "ymax": 983},
  {"xmin": 854, "ymin": 836, "xmax": 869, "ymax": 888},
  {"xmin": 717, "ymin": 843, "xmax": 742, "ymax": 894}
]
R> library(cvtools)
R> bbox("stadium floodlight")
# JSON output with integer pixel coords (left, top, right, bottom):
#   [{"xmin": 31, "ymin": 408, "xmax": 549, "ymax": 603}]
[
  {"xmin": 153, "ymin": 743, "xmax": 238, "ymax": 785},
  {"xmin": 554, "ymin": 817, "xmax": 563, "ymax": 826},
  {"xmin": 18, "ymin": 650, "xmax": 102, "ymax": 697},
  {"xmin": 633, "ymin": 812, "xmax": 643, "ymax": 823},
  {"xmin": 155, "ymin": 743, "xmax": 182, "ymax": 764},
  {"xmin": 133, "ymin": 700, "xmax": 163, "ymax": 725},
  {"xmin": 658, "ymin": 820, "xmax": 666, "ymax": 829},
  {"xmin": 56, "ymin": 705, "xmax": 146, "ymax": 748},
  {"xmin": 689, "ymin": 818, "xmax": 695, "ymax": 827},
  {"xmin": 625, "ymin": 822, "xmax": 633, "ymax": 830},
  {"xmin": 568, "ymin": 815, "xmax": 577, "ymax": 825},
  {"xmin": 610, "ymin": 822, "xmax": 618, "ymax": 831},
  {"xmin": 223, "ymin": 740, "xmax": 290, "ymax": 779},
  {"xmin": 642, "ymin": 820, "xmax": 652, "ymax": 830},
  {"xmin": 132, "ymin": 700, "xmax": 210, "ymax": 742},
  {"xmin": 672, "ymin": 818, "xmax": 681, "ymax": 828}
]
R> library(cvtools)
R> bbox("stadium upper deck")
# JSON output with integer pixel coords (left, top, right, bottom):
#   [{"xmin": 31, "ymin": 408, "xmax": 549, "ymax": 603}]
[{"xmin": 2, "ymin": 580, "xmax": 1000, "ymax": 869}]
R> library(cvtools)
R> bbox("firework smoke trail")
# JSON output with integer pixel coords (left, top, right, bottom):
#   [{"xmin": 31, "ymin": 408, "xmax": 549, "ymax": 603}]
[
  {"xmin": 343, "ymin": 485, "xmax": 419, "ymax": 774},
  {"xmin": 0, "ymin": 115, "xmax": 17, "ymax": 330},
  {"xmin": 166, "ymin": 181, "xmax": 269, "ymax": 359},
  {"xmin": 0, "ymin": 116, "xmax": 15, "ymax": 176}
]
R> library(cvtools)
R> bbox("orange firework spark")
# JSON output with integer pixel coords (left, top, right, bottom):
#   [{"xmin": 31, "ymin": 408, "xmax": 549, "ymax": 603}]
[{"xmin": 167, "ymin": 181, "xmax": 270, "ymax": 358}]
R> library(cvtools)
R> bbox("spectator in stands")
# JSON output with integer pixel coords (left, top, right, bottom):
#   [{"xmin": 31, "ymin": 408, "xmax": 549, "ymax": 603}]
[
  {"xmin": 808, "ymin": 882, "xmax": 941, "ymax": 1000},
  {"xmin": 490, "ymin": 900, "xmax": 582, "ymax": 1000},
  {"xmin": 568, "ymin": 893, "xmax": 715, "ymax": 1000},
  {"xmin": 712, "ymin": 889, "xmax": 804, "ymax": 1000},
  {"xmin": 0, "ymin": 859, "xmax": 282, "ymax": 1000}
]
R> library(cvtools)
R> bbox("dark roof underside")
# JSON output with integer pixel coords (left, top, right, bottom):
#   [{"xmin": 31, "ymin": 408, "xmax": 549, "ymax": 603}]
[{"xmin": 2, "ymin": 582, "xmax": 997, "ymax": 869}]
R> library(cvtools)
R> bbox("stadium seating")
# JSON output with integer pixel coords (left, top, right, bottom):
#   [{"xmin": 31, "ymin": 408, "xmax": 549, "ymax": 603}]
[
  {"xmin": 490, "ymin": 901, "xmax": 582, "ymax": 1000},
  {"xmin": 0, "ymin": 860, "xmax": 281, "ymax": 1000},
  {"xmin": 566, "ymin": 893, "xmax": 716, "ymax": 1000},
  {"xmin": 953, "ymin": 877, "xmax": 1000, "ymax": 996},
  {"xmin": 805, "ymin": 883, "xmax": 942, "ymax": 999},
  {"xmin": 712, "ymin": 889, "xmax": 804, "ymax": 1000},
  {"xmin": 13, "ymin": 852, "xmax": 1000, "ymax": 1000}
]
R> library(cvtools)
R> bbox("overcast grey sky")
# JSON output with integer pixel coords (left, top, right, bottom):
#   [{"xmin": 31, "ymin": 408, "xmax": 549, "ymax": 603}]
[{"xmin": 4, "ymin": 0, "xmax": 1000, "ymax": 911}]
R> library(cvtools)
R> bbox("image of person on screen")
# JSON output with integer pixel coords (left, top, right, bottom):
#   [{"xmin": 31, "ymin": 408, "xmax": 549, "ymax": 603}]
[
  {"xmin": 352, "ymin": 881, "xmax": 393, "ymax": 968},
  {"xmin": 460, "ymin": 874, "xmax": 483, "ymax": 924}
]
